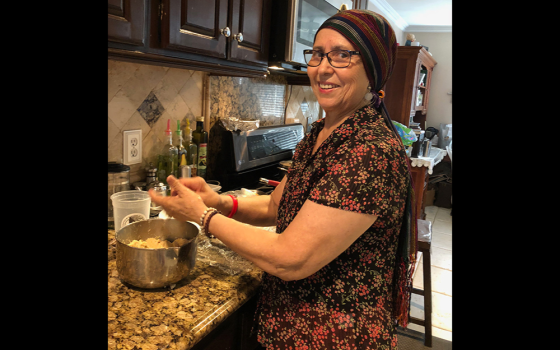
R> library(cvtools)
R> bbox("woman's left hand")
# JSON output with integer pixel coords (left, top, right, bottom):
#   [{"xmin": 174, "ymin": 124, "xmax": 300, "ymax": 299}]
[{"xmin": 148, "ymin": 175, "xmax": 207, "ymax": 223}]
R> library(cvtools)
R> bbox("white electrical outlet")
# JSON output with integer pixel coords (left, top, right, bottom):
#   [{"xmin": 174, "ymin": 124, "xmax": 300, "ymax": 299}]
[{"xmin": 123, "ymin": 129, "xmax": 142, "ymax": 165}]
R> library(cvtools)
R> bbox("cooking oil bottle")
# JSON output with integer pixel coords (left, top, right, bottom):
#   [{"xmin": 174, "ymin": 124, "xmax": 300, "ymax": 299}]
[
  {"xmin": 175, "ymin": 120, "xmax": 189, "ymax": 177},
  {"xmin": 191, "ymin": 116, "xmax": 208, "ymax": 179},
  {"xmin": 183, "ymin": 119, "xmax": 198, "ymax": 177},
  {"xmin": 157, "ymin": 119, "xmax": 178, "ymax": 187}
]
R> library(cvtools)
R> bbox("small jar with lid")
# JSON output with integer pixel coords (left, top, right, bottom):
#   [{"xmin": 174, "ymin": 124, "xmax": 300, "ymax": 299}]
[
  {"xmin": 146, "ymin": 181, "xmax": 167, "ymax": 214},
  {"xmin": 145, "ymin": 162, "xmax": 158, "ymax": 185}
]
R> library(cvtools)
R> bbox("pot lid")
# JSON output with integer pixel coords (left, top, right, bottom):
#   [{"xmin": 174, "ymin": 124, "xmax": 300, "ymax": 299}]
[{"xmin": 108, "ymin": 162, "xmax": 130, "ymax": 173}]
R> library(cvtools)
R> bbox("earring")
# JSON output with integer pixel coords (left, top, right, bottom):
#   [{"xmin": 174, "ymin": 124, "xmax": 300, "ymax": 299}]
[{"xmin": 364, "ymin": 85, "xmax": 373, "ymax": 101}]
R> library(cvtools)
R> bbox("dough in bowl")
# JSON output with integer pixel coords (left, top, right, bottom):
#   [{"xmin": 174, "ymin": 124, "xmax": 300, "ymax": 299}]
[{"xmin": 128, "ymin": 237, "xmax": 192, "ymax": 249}]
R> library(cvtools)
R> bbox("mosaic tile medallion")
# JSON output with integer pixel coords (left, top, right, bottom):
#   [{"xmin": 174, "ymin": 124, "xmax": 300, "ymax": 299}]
[{"xmin": 137, "ymin": 92, "xmax": 165, "ymax": 127}]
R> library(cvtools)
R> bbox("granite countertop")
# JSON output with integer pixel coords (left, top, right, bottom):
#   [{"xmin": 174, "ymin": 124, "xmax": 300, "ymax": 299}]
[{"xmin": 108, "ymin": 229, "xmax": 263, "ymax": 350}]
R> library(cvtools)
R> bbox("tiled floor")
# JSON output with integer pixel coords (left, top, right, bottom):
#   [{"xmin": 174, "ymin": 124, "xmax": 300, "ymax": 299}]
[{"xmin": 408, "ymin": 205, "xmax": 452, "ymax": 342}]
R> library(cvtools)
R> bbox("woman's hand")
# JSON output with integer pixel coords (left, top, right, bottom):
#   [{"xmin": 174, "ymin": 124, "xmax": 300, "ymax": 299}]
[
  {"xmin": 148, "ymin": 175, "xmax": 208, "ymax": 223},
  {"xmin": 172, "ymin": 176, "xmax": 222, "ymax": 208}
]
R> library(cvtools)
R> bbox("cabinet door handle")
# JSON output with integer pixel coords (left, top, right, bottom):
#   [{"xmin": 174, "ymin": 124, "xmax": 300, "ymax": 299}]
[
  {"xmin": 221, "ymin": 27, "xmax": 231, "ymax": 37},
  {"xmin": 234, "ymin": 33, "xmax": 243, "ymax": 43}
]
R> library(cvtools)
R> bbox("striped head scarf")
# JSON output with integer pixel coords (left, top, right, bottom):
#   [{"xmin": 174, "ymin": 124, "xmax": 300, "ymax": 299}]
[
  {"xmin": 316, "ymin": 10, "xmax": 418, "ymax": 328},
  {"xmin": 315, "ymin": 9, "xmax": 397, "ymax": 108}
]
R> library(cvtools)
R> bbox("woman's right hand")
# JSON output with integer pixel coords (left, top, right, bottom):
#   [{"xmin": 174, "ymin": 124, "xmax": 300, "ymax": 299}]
[{"xmin": 172, "ymin": 176, "xmax": 222, "ymax": 208}]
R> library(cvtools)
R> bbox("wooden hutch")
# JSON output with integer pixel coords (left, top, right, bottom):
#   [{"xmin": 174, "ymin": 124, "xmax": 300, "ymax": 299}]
[{"xmin": 384, "ymin": 46, "xmax": 438, "ymax": 220}]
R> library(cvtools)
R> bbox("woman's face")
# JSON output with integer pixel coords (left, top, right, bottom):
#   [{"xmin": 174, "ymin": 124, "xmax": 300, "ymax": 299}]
[{"xmin": 307, "ymin": 28, "xmax": 370, "ymax": 117}]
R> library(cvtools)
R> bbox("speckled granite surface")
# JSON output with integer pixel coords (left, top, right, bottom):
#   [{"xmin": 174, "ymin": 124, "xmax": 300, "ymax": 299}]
[{"xmin": 108, "ymin": 230, "xmax": 263, "ymax": 350}]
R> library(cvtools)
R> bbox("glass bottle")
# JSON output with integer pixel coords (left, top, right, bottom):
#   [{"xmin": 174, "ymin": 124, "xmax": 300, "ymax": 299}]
[
  {"xmin": 175, "ymin": 120, "xmax": 188, "ymax": 177},
  {"xmin": 183, "ymin": 119, "xmax": 198, "ymax": 177},
  {"xmin": 191, "ymin": 116, "xmax": 208, "ymax": 179},
  {"xmin": 158, "ymin": 119, "xmax": 178, "ymax": 187}
]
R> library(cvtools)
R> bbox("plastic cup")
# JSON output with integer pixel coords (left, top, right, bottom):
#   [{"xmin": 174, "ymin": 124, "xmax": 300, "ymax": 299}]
[{"xmin": 110, "ymin": 190, "xmax": 151, "ymax": 232}]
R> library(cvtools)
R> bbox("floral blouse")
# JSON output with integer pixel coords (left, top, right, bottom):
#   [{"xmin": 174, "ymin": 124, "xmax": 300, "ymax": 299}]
[{"xmin": 255, "ymin": 104, "xmax": 410, "ymax": 350}]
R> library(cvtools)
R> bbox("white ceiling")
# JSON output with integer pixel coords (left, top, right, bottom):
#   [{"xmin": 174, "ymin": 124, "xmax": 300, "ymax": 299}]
[{"xmin": 368, "ymin": 0, "xmax": 452, "ymax": 32}]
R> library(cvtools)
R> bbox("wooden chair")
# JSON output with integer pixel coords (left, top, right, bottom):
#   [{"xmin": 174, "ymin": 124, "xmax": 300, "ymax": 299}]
[{"xmin": 409, "ymin": 219, "xmax": 433, "ymax": 347}]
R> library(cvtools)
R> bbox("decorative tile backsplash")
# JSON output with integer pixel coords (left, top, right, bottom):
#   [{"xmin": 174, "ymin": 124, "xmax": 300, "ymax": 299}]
[
  {"xmin": 136, "ymin": 92, "xmax": 165, "ymax": 127},
  {"xmin": 108, "ymin": 59, "xmax": 320, "ymax": 183}
]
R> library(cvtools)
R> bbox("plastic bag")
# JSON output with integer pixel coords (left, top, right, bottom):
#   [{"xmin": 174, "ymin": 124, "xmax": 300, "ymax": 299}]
[
  {"xmin": 392, "ymin": 121, "xmax": 417, "ymax": 146},
  {"xmin": 196, "ymin": 234, "xmax": 256, "ymax": 275}
]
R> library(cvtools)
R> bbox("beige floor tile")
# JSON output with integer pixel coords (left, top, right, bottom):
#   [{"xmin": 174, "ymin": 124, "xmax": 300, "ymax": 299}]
[
  {"xmin": 412, "ymin": 252, "xmax": 422, "ymax": 280},
  {"xmin": 433, "ymin": 326, "xmax": 452, "ymax": 342},
  {"xmin": 405, "ymin": 322, "xmax": 424, "ymax": 334},
  {"xmin": 410, "ymin": 291, "xmax": 452, "ymax": 332},
  {"xmin": 435, "ymin": 207, "xmax": 452, "ymax": 221},
  {"xmin": 432, "ymin": 292, "xmax": 452, "ymax": 331},
  {"xmin": 404, "ymin": 320, "xmax": 452, "ymax": 343},
  {"xmin": 412, "ymin": 262, "xmax": 424, "ymax": 289},
  {"xmin": 424, "ymin": 213, "xmax": 436, "ymax": 223},
  {"xmin": 407, "ymin": 288, "xmax": 453, "ymax": 341},
  {"xmin": 412, "ymin": 264, "xmax": 452, "ymax": 296},
  {"xmin": 431, "ymin": 247, "xmax": 452, "ymax": 271},
  {"xmin": 432, "ymin": 219, "xmax": 452, "ymax": 235},
  {"xmin": 424, "ymin": 205, "xmax": 438, "ymax": 216},
  {"xmin": 432, "ymin": 231, "xmax": 452, "ymax": 250},
  {"xmin": 410, "ymin": 293, "xmax": 425, "ymax": 319},
  {"xmin": 431, "ymin": 266, "xmax": 452, "ymax": 296}
]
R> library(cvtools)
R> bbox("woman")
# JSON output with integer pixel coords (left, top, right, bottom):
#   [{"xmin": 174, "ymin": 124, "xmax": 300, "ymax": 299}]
[{"xmin": 150, "ymin": 9, "xmax": 417, "ymax": 350}]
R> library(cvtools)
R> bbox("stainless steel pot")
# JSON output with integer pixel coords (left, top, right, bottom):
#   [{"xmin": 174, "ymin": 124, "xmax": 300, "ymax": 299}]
[{"xmin": 116, "ymin": 218, "xmax": 199, "ymax": 289}]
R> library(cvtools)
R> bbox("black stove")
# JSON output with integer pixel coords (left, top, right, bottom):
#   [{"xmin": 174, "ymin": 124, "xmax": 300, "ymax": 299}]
[{"xmin": 206, "ymin": 121, "xmax": 304, "ymax": 192}]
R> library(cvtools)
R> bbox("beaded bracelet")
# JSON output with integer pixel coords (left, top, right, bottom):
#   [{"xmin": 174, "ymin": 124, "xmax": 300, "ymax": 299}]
[
  {"xmin": 200, "ymin": 207, "xmax": 220, "ymax": 235},
  {"xmin": 203, "ymin": 209, "xmax": 220, "ymax": 236},
  {"xmin": 199, "ymin": 207, "xmax": 214, "ymax": 227}
]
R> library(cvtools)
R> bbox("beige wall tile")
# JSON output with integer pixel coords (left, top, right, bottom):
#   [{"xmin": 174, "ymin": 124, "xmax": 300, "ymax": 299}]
[
  {"xmin": 108, "ymin": 60, "xmax": 138, "ymax": 103},
  {"xmin": 179, "ymin": 80, "xmax": 203, "ymax": 117},
  {"xmin": 108, "ymin": 90, "xmax": 137, "ymax": 130},
  {"xmin": 165, "ymin": 68, "xmax": 194, "ymax": 93},
  {"xmin": 108, "ymin": 131, "xmax": 123, "ymax": 163},
  {"xmin": 108, "ymin": 117, "xmax": 120, "ymax": 148},
  {"xmin": 122, "ymin": 65, "xmax": 168, "ymax": 109}
]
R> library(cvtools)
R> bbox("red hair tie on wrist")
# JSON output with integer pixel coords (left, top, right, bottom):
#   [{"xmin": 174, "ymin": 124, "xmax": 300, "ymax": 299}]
[{"xmin": 227, "ymin": 194, "xmax": 238, "ymax": 218}]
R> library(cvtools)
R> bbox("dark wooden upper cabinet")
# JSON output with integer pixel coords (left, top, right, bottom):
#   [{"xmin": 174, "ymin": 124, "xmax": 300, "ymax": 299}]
[
  {"xmin": 160, "ymin": 0, "xmax": 229, "ymax": 58},
  {"xmin": 108, "ymin": 0, "xmax": 146, "ymax": 46},
  {"xmin": 229, "ymin": 0, "xmax": 271, "ymax": 66},
  {"xmin": 108, "ymin": 0, "xmax": 272, "ymax": 76}
]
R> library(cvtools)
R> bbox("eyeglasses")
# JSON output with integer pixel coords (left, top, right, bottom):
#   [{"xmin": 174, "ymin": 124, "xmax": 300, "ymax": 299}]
[{"xmin": 303, "ymin": 49, "xmax": 361, "ymax": 68}]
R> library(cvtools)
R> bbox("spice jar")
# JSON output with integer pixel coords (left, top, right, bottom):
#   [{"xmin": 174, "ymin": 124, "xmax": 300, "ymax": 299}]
[
  {"xmin": 146, "ymin": 181, "xmax": 167, "ymax": 214},
  {"xmin": 145, "ymin": 162, "xmax": 158, "ymax": 185}
]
